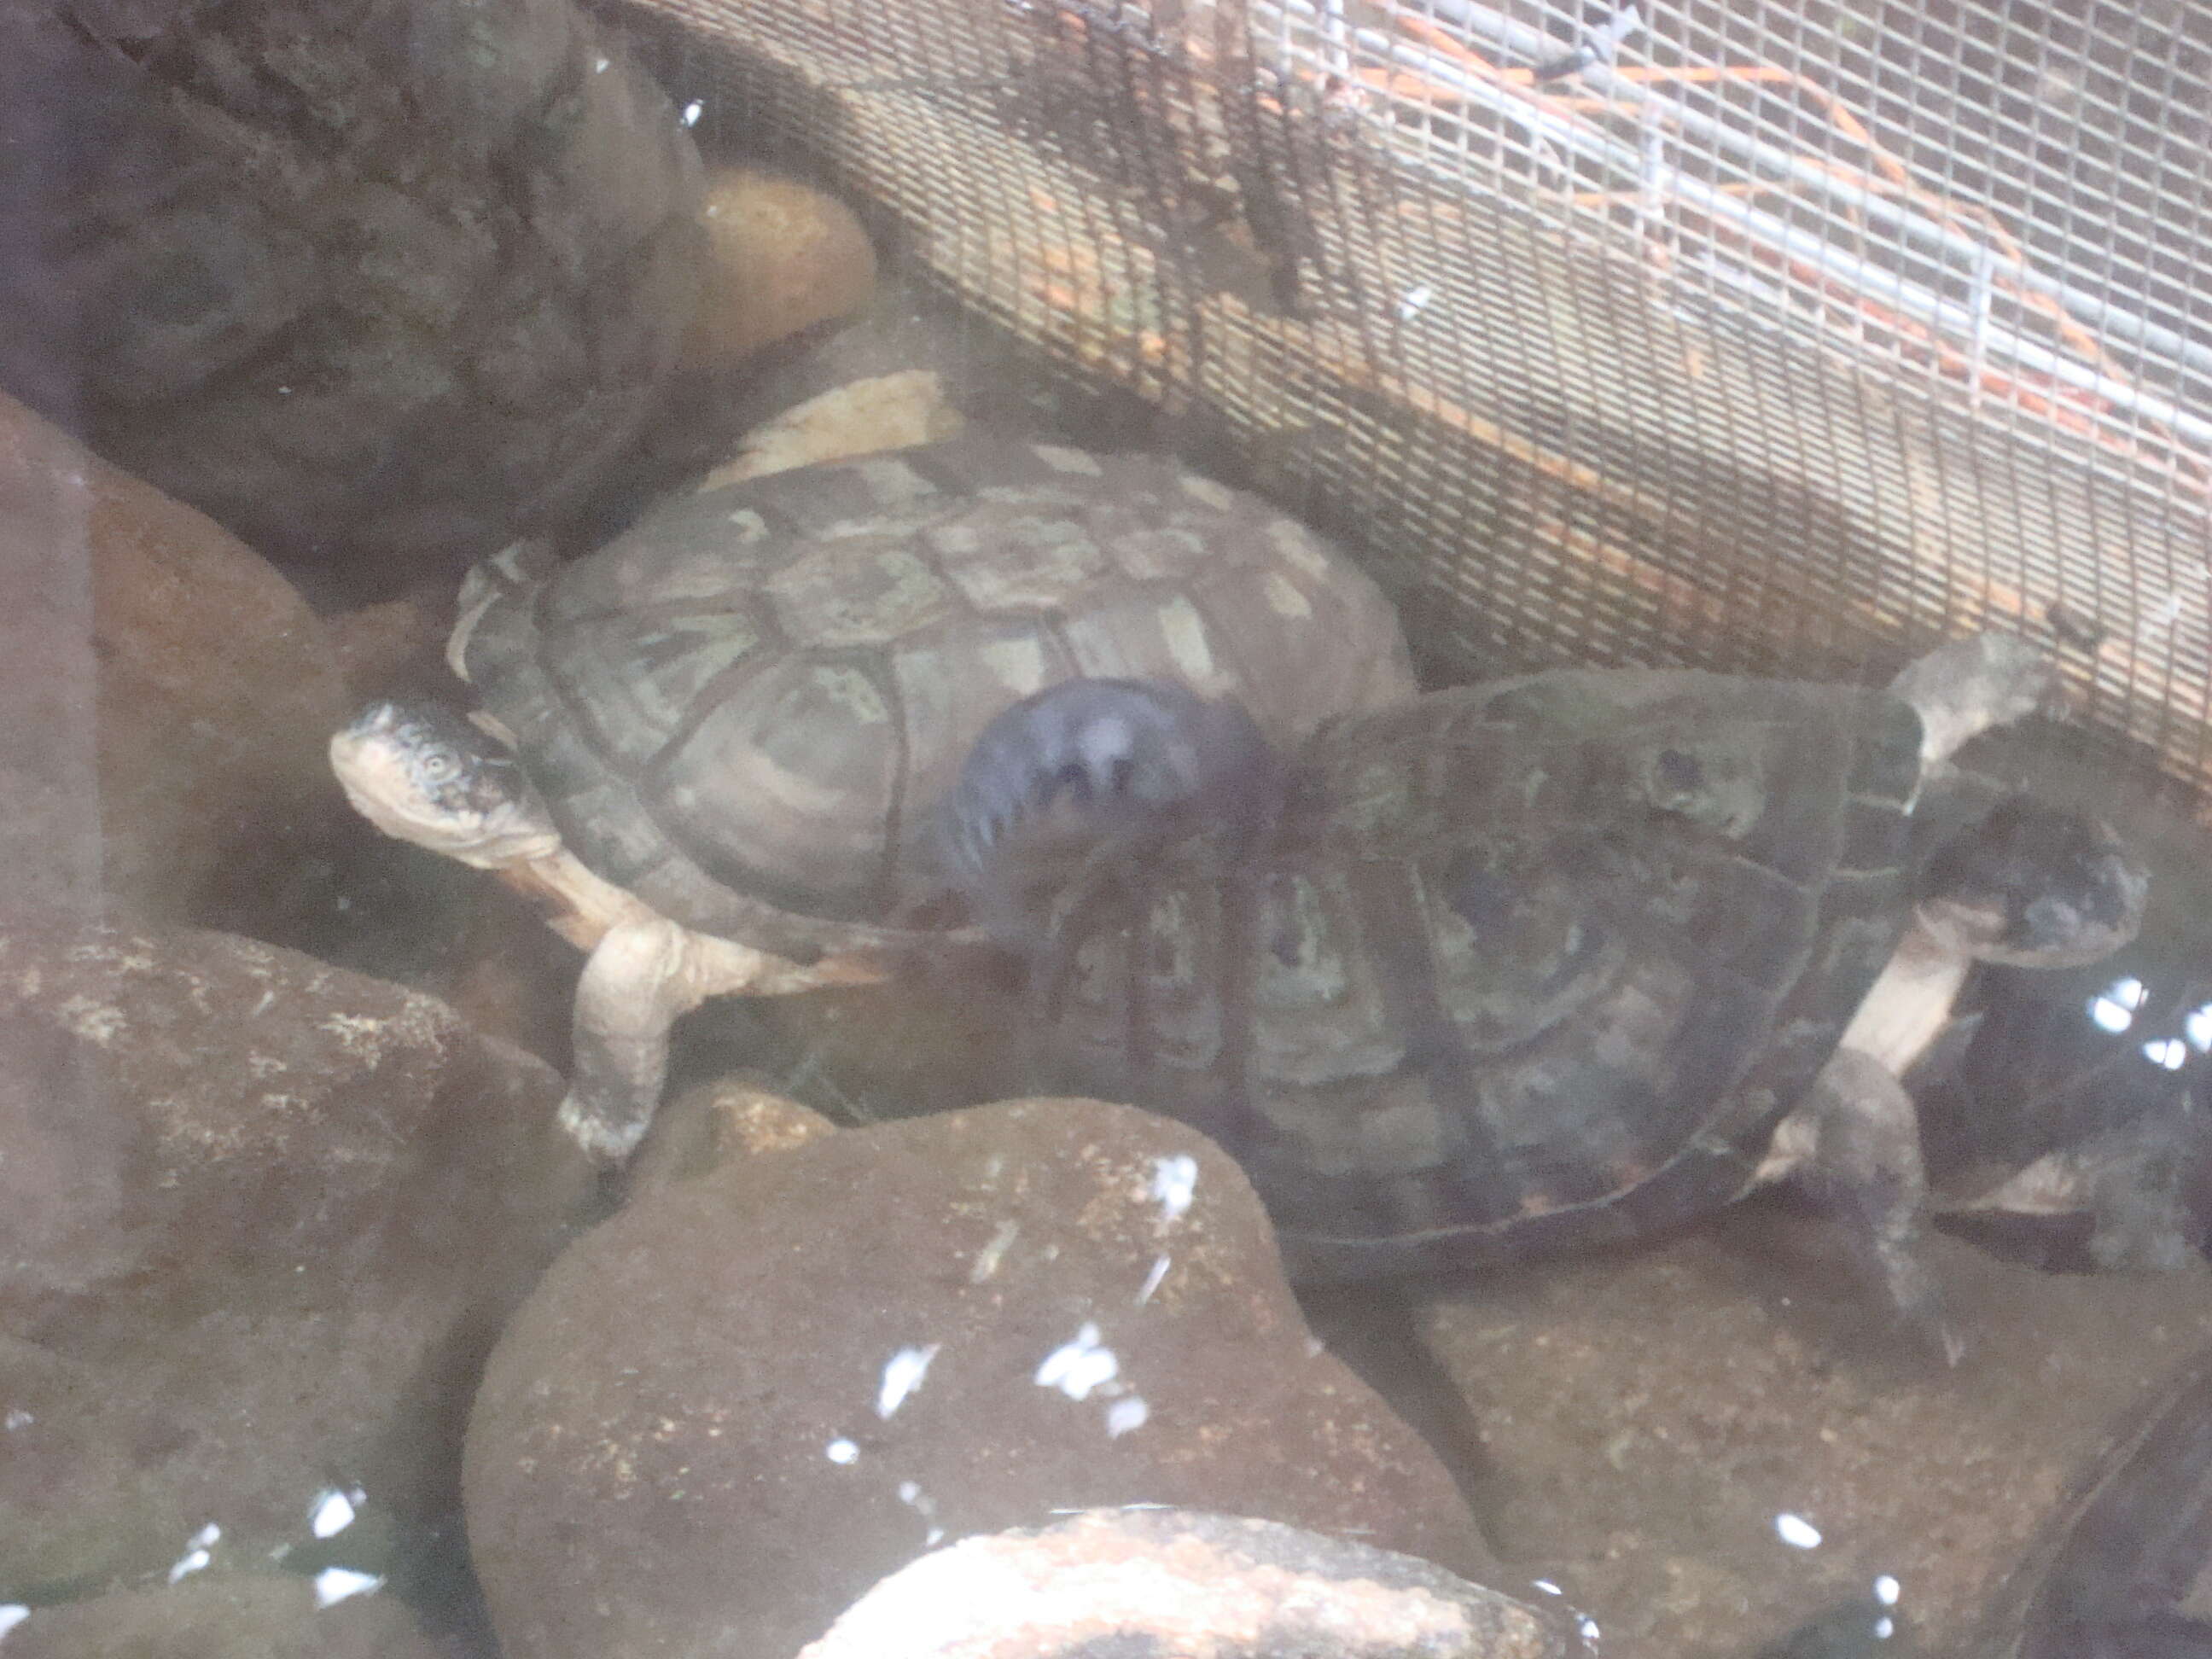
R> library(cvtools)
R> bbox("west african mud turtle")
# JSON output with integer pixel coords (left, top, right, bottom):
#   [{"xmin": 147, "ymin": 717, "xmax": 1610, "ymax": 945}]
[
  {"xmin": 331, "ymin": 434, "xmax": 1417, "ymax": 1158},
  {"xmin": 1979, "ymin": 1343, "xmax": 2212, "ymax": 1658},
  {"xmin": 1906, "ymin": 770, "xmax": 2209, "ymax": 1273},
  {"xmin": 937, "ymin": 640, "xmax": 2145, "ymax": 1344}
]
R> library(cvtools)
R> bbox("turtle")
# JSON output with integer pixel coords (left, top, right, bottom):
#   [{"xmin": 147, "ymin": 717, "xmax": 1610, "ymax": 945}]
[
  {"xmin": 1902, "ymin": 772, "xmax": 2209, "ymax": 1273},
  {"xmin": 1764, "ymin": 1340, "xmax": 2212, "ymax": 1659},
  {"xmin": 1920, "ymin": 968, "xmax": 2211, "ymax": 1275},
  {"xmin": 329, "ymin": 433, "xmax": 1418, "ymax": 1161},
  {"xmin": 1976, "ymin": 1344, "xmax": 2212, "ymax": 1659},
  {"xmin": 933, "ymin": 636, "xmax": 2147, "ymax": 1348}
]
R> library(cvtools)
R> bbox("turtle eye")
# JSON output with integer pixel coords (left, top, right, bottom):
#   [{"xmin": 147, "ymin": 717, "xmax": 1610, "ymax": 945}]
[
  {"xmin": 1047, "ymin": 760, "xmax": 1093, "ymax": 806},
  {"xmin": 1447, "ymin": 862, "xmax": 1516, "ymax": 932},
  {"xmin": 417, "ymin": 748, "xmax": 459, "ymax": 784}
]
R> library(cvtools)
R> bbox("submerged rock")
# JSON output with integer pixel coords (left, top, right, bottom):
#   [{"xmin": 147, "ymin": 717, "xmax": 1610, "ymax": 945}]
[
  {"xmin": 688, "ymin": 166, "xmax": 881, "ymax": 368},
  {"xmin": 0, "ymin": 914, "xmax": 592, "ymax": 1593},
  {"xmin": 1979, "ymin": 1341, "xmax": 2212, "ymax": 1659},
  {"xmin": 799, "ymin": 1507, "xmax": 1592, "ymax": 1658},
  {"xmin": 1423, "ymin": 1205, "xmax": 2212, "ymax": 1659},
  {"xmin": 0, "ymin": 1574, "xmax": 447, "ymax": 1659},
  {"xmin": 0, "ymin": 391, "xmax": 347, "ymax": 933},
  {"xmin": 0, "ymin": 0, "xmax": 703, "ymax": 591},
  {"xmin": 465, "ymin": 1096, "xmax": 1493, "ymax": 1659}
]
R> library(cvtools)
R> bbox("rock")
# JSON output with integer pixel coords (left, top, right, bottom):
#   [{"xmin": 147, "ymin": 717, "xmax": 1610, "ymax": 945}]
[
  {"xmin": 0, "ymin": 391, "xmax": 349, "ymax": 932},
  {"xmin": 0, "ymin": 0, "xmax": 703, "ymax": 592},
  {"xmin": 608, "ymin": 267, "xmax": 1135, "ymax": 516},
  {"xmin": 799, "ymin": 1508, "xmax": 1592, "ymax": 1658},
  {"xmin": 1975, "ymin": 1341, "xmax": 2212, "ymax": 1659},
  {"xmin": 0, "ymin": 914, "xmax": 593, "ymax": 1592},
  {"xmin": 693, "ymin": 367, "xmax": 964, "ymax": 489},
  {"xmin": 465, "ymin": 1097, "xmax": 1493, "ymax": 1659},
  {"xmin": 626, "ymin": 1075, "xmax": 841, "ymax": 1195},
  {"xmin": 1420, "ymin": 1205, "xmax": 2212, "ymax": 1659},
  {"xmin": 688, "ymin": 166, "xmax": 881, "ymax": 368},
  {"xmin": 0, "ymin": 1575, "xmax": 449, "ymax": 1659},
  {"xmin": 325, "ymin": 579, "xmax": 463, "ymax": 707}
]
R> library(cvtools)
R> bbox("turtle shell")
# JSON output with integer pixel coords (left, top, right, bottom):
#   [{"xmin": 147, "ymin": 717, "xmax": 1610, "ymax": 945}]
[
  {"xmin": 452, "ymin": 436, "xmax": 1416, "ymax": 958},
  {"xmin": 1982, "ymin": 1346, "xmax": 2212, "ymax": 1658},
  {"xmin": 1027, "ymin": 667, "xmax": 1927, "ymax": 1278}
]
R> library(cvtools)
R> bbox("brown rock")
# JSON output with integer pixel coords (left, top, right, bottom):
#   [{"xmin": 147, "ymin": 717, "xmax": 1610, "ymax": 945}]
[
  {"xmin": 0, "ymin": 0, "xmax": 702, "ymax": 589},
  {"xmin": 626, "ymin": 1076, "xmax": 841, "ymax": 1194},
  {"xmin": 688, "ymin": 166, "xmax": 881, "ymax": 367},
  {"xmin": 0, "ymin": 1575, "xmax": 447, "ymax": 1659},
  {"xmin": 800, "ymin": 1508, "xmax": 1592, "ymax": 1658},
  {"xmin": 465, "ymin": 1097, "xmax": 1493, "ymax": 1659},
  {"xmin": 1421, "ymin": 1208, "xmax": 2212, "ymax": 1659},
  {"xmin": 0, "ymin": 914, "xmax": 593, "ymax": 1590},
  {"xmin": 0, "ymin": 391, "xmax": 349, "ymax": 931},
  {"xmin": 324, "ymin": 579, "xmax": 463, "ymax": 707}
]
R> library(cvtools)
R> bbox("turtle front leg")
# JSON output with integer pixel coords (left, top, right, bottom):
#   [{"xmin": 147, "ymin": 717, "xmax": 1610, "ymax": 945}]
[
  {"xmin": 1758, "ymin": 1047, "xmax": 1959, "ymax": 1365},
  {"xmin": 559, "ymin": 917, "xmax": 886, "ymax": 1162}
]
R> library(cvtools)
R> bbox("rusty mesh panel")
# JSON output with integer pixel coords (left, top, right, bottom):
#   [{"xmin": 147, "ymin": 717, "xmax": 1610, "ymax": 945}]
[{"xmin": 614, "ymin": 0, "xmax": 2212, "ymax": 798}]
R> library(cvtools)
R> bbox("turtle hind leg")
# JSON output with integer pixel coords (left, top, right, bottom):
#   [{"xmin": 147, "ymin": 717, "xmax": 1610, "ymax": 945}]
[
  {"xmin": 1965, "ymin": 1109, "xmax": 2211, "ymax": 1273},
  {"xmin": 1759, "ymin": 1047, "xmax": 1960, "ymax": 1365},
  {"xmin": 559, "ymin": 917, "xmax": 887, "ymax": 1164},
  {"xmin": 2075, "ymin": 1101, "xmax": 2212, "ymax": 1273}
]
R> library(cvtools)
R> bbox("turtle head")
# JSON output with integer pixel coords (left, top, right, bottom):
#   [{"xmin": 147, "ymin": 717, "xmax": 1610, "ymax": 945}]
[
  {"xmin": 1916, "ymin": 794, "xmax": 2148, "ymax": 969},
  {"xmin": 934, "ymin": 677, "xmax": 1285, "ymax": 940},
  {"xmin": 329, "ymin": 701, "xmax": 562, "ymax": 870}
]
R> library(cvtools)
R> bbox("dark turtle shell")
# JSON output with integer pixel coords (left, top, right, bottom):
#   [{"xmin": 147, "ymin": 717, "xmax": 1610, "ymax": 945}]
[
  {"xmin": 1981, "ymin": 1347, "xmax": 2212, "ymax": 1659},
  {"xmin": 1027, "ymin": 667, "xmax": 1927, "ymax": 1275},
  {"xmin": 452, "ymin": 437, "xmax": 1416, "ymax": 958}
]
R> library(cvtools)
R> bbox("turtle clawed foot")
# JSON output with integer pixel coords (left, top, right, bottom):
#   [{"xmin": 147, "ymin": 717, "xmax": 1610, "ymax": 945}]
[
  {"xmin": 813, "ymin": 949, "xmax": 894, "ymax": 989},
  {"xmin": 1766, "ymin": 1049, "xmax": 1961, "ymax": 1365},
  {"xmin": 556, "ymin": 1091, "xmax": 655, "ymax": 1166},
  {"xmin": 1872, "ymin": 1237, "xmax": 1965, "ymax": 1368}
]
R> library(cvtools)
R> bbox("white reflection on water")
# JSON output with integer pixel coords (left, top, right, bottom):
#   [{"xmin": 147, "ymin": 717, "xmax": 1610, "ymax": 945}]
[
  {"xmin": 2090, "ymin": 975, "xmax": 2148, "ymax": 1032},
  {"xmin": 1149, "ymin": 1155, "xmax": 1198, "ymax": 1221},
  {"xmin": 2187, "ymin": 1004, "xmax": 2212, "ymax": 1051},
  {"xmin": 1137, "ymin": 1254, "xmax": 1171, "ymax": 1304},
  {"xmin": 2145, "ymin": 1037, "xmax": 2189, "ymax": 1069},
  {"xmin": 1036, "ymin": 1323, "xmax": 1119, "ymax": 1400},
  {"xmin": 876, "ymin": 1344, "xmax": 940, "ymax": 1419},
  {"xmin": 309, "ymin": 1487, "xmax": 359, "ymax": 1540},
  {"xmin": 311, "ymin": 1567, "xmax": 384, "ymax": 1608},
  {"xmin": 166, "ymin": 1522, "xmax": 220, "ymax": 1583},
  {"xmin": 897, "ymin": 1480, "xmax": 945, "ymax": 1546},
  {"xmin": 1774, "ymin": 1511, "xmax": 1822, "ymax": 1549}
]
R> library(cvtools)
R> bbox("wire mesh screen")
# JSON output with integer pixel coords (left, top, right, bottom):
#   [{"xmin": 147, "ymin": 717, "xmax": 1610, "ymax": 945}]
[{"xmin": 614, "ymin": 0, "xmax": 2211, "ymax": 797}]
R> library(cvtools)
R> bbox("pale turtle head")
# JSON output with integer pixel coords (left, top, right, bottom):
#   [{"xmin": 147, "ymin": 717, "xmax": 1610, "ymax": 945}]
[
  {"xmin": 1917, "ymin": 795, "xmax": 2149, "ymax": 969},
  {"xmin": 329, "ymin": 701, "xmax": 561, "ymax": 871}
]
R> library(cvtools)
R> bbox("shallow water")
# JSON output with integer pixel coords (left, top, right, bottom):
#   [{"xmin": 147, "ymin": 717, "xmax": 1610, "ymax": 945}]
[{"xmin": 5, "ymin": 1, "xmax": 2212, "ymax": 1656}]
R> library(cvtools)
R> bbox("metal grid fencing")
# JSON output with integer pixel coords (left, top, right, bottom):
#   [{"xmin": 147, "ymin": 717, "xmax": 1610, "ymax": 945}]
[{"xmin": 616, "ymin": 0, "xmax": 2212, "ymax": 802}]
